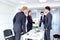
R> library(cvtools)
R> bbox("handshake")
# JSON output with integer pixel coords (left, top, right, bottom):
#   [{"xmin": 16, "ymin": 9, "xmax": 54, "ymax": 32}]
[{"xmin": 35, "ymin": 21, "xmax": 38, "ymax": 25}]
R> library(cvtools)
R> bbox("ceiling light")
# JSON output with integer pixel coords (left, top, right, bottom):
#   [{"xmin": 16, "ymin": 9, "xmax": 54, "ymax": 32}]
[
  {"xmin": 19, "ymin": 1, "xmax": 26, "ymax": 4},
  {"xmin": 39, "ymin": 0, "xmax": 47, "ymax": 2}
]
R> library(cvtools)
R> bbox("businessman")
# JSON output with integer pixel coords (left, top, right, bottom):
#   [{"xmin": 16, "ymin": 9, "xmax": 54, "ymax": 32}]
[
  {"xmin": 44, "ymin": 6, "xmax": 52, "ymax": 40},
  {"xmin": 39, "ymin": 11, "xmax": 45, "ymax": 28},
  {"xmin": 13, "ymin": 6, "xmax": 28, "ymax": 40}
]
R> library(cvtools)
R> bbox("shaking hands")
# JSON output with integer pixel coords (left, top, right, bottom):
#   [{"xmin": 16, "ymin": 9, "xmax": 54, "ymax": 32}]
[{"xmin": 35, "ymin": 22, "xmax": 38, "ymax": 25}]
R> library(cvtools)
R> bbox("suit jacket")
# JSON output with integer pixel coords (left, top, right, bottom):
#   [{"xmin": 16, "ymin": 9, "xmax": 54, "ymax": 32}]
[
  {"xmin": 27, "ymin": 16, "xmax": 35, "ymax": 27},
  {"xmin": 39, "ymin": 15, "xmax": 45, "ymax": 27},
  {"xmin": 44, "ymin": 12, "xmax": 52, "ymax": 30},
  {"xmin": 27, "ymin": 16, "xmax": 35, "ymax": 28},
  {"xmin": 13, "ymin": 11, "xmax": 26, "ymax": 33}
]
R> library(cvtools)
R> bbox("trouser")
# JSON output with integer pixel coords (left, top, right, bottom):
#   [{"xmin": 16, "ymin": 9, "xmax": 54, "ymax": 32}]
[
  {"xmin": 14, "ymin": 31, "xmax": 21, "ymax": 40},
  {"xmin": 44, "ymin": 29, "xmax": 50, "ymax": 40}
]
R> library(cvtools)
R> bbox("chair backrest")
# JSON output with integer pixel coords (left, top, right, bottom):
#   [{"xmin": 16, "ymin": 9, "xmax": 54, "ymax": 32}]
[
  {"xmin": 53, "ymin": 34, "xmax": 60, "ymax": 38},
  {"xmin": 3, "ymin": 29, "xmax": 13, "ymax": 37}
]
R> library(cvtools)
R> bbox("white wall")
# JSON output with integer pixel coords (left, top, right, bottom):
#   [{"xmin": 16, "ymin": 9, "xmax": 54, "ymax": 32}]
[{"xmin": 0, "ymin": 2, "xmax": 16, "ymax": 40}]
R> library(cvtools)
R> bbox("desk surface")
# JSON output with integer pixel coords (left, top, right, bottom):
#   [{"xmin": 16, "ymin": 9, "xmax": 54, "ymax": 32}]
[{"xmin": 21, "ymin": 29, "xmax": 44, "ymax": 40}]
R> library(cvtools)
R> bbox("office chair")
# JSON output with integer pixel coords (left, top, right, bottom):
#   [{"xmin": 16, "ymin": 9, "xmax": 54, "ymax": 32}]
[
  {"xmin": 3, "ymin": 29, "xmax": 15, "ymax": 40},
  {"xmin": 53, "ymin": 34, "xmax": 60, "ymax": 40}
]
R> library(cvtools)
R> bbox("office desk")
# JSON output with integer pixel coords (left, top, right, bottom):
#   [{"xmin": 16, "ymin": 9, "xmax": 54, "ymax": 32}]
[{"xmin": 21, "ymin": 29, "xmax": 44, "ymax": 40}]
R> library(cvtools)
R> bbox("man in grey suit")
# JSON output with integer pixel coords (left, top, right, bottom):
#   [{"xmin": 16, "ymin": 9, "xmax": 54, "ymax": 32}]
[
  {"xmin": 13, "ymin": 6, "xmax": 28, "ymax": 40},
  {"xmin": 44, "ymin": 6, "xmax": 52, "ymax": 40}
]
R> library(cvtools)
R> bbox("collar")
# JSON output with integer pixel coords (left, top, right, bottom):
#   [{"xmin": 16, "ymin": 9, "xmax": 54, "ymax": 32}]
[{"xmin": 21, "ymin": 11, "xmax": 24, "ymax": 13}]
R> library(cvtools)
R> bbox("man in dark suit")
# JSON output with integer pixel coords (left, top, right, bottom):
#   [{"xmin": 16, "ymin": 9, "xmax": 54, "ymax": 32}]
[
  {"xmin": 13, "ymin": 6, "xmax": 28, "ymax": 40},
  {"xmin": 44, "ymin": 6, "xmax": 52, "ymax": 40},
  {"xmin": 39, "ymin": 11, "xmax": 45, "ymax": 27}
]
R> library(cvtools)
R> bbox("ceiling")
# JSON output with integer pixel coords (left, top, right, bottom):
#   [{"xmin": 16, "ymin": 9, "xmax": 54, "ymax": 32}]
[
  {"xmin": 0, "ymin": 0, "xmax": 60, "ymax": 8},
  {"xmin": 2, "ymin": 0, "xmax": 60, "ymax": 4}
]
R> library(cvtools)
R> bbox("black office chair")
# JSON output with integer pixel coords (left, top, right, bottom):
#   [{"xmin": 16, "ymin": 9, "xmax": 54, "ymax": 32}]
[
  {"xmin": 53, "ymin": 34, "xmax": 60, "ymax": 40},
  {"xmin": 3, "ymin": 29, "xmax": 15, "ymax": 40}
]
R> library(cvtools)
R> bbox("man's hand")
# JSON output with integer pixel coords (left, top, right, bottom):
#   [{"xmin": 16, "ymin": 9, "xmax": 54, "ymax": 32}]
[{"xmin": 35, "ymin": 22, "xmax": 38, "ymax": 25}]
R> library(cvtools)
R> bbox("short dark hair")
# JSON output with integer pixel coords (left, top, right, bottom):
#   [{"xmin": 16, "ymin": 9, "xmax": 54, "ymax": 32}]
[
  {"xmin": 45, "ymin": 6, "xmax": 51, "ymax": 11},
  {"xmin": 40, "ymin": 11, "xmax": 44, "ymax": 14}
]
